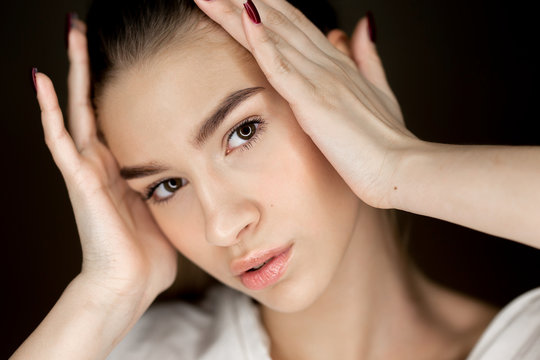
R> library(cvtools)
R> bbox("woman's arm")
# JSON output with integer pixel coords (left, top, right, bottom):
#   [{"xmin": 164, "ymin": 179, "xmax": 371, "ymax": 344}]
[
  {"xmin": 390, "ymin": 143, "xmax": 540, "ymax": 248},
  {"xmin": 11, "ymin": 275, "xmax": 148, "ymax": 359}
]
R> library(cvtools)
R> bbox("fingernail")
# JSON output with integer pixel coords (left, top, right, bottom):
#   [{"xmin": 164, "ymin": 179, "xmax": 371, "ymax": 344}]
[
  {"xmin": 366, "ymin": 11, "xmax": 376, "ymax": 43},
  {"xmin": 243, "ymin": 0, "xmax": 261, "ymax": 24},
  {"xmin": 31, "ymin": 67, "xmax": 38, "ymax": 93},
  {"xmin": 65, "ymin": 12, "xmax": 79, "ymax": 49}
]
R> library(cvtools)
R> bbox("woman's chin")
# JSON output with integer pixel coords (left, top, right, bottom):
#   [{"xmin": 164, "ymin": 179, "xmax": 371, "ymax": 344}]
[{"xmin": 248, "ymin": 278, "xmax": 325, "ymax": 314}]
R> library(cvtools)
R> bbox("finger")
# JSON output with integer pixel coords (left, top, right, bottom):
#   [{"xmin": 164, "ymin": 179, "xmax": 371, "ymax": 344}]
[
  {"xmin": 243, "ymin": 6, "xmax": 390, "ymax": 120},
  {"xmin": 194, "ymin": 0, "xmax": 247, "ymax": 46},
  {"xmin": 257, "ymin": 0, "xmax": 347, "ymax": 60},
  {"xmin": 238, "ymin": 6, "xmax": 391, "ymax": 132},
  {"xmin": 239, "ymin": 9, "xmax": 321, "ymax": 108},
  {"xmin": 67, "ymin": 19, "xmax": 96, "ymax": 150},
  {"xmin": 239, "ymin": 6, "xmax": 395, "ymax": 126},
  {"xmin": 196, "ymin": 0, "xmax": 369, "ymax": 103},
  {"xmin": 195, "ymin": 0, "xmax": 351, "ymax": 67},
  {"xmin": 35, "ymin": 72, "xmax": 81, "ymax": 177},
  {"xmin": 350, "ymin": 16, "xmax": 396, "ymax": 102},
  {"xmin": 239, "ymin": 1, "xmax": 376, "ymax": 103}
]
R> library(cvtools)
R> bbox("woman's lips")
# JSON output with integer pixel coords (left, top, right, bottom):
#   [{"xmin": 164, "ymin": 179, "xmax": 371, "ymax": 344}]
[{"xmin": 230, "ymin": 244, "xmax": 294, "ymax": 290}]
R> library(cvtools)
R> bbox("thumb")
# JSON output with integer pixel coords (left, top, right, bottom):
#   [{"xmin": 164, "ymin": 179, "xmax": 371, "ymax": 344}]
[{"xmin": 350, "ymin": 13, "xmax": 396, "ymax": 102}]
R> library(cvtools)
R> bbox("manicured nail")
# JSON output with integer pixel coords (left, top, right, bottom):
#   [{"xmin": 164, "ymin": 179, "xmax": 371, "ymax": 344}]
[
  {"xmin": 31, "ymin": 67, "xmax": 38, "ymax": 93},
  {"xmin": 366, "ymin": 11, "xmax": 376, "ymax": 43},
  {"xmin": 243, "ymin": 0, "xmax": 261, "ymax": 24},
  {"xmin": 65, "ymin": 12, "xmax": 79, "ymax": 49}
]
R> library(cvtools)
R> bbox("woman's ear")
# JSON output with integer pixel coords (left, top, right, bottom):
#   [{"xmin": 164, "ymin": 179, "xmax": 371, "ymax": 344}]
[{"xmin": 326, "ymin": 29, "xmax": 353, "ymax": 58}]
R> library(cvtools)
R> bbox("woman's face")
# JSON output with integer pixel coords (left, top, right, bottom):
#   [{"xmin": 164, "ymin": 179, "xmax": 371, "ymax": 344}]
[{"xmin": 98, "ymin": 30, "xmax": 362, "ymax": 312}]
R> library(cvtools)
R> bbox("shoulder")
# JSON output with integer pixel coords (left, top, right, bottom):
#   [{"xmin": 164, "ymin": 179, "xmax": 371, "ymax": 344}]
[
  {"xmin": 107, "ymin": 285, "xmax": 270, "ymax": 360},
  {"xmin": 467, "ymin": 287, "xmax": 540, "ymax": 360}
]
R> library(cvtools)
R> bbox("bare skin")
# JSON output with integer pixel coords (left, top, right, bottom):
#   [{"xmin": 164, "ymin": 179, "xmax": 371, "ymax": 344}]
[
  {"xmin": 261, "ymin": 208, "xmax": 498, "ymax": 360},
  {"xmin": 12, "ymin": 0, "xmax": 539, "ymax": 359}
]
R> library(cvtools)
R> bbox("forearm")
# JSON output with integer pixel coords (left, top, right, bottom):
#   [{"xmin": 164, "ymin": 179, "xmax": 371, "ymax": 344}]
[
  {"xmin": 11, "ymin": 274, "xmax": 147, "ymax": 360},
  {"xmin": 391, "ymin": 141, "xmax": 540, "ymax": 248}
]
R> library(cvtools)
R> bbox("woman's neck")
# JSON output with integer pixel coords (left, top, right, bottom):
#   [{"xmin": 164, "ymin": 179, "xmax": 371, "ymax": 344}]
[{"xmin": 260, "ymin": 207, "xmax": 496, "ymax": 360}]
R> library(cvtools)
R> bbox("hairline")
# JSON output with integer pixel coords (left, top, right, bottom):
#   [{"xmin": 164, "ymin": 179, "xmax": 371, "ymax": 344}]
[{"xmin": 93, "ymin": 20, "xmax": 255, "ymax": 143}]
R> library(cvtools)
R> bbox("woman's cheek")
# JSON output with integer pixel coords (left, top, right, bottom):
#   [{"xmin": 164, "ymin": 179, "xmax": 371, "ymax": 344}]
[{"xmin": 152, "ymin": 193, "xmax": 206, "ymax": 255}]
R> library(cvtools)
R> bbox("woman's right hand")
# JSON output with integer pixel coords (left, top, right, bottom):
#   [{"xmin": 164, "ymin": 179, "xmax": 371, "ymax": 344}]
[
  {"xmin": 13, "ymin": 19, "xmax": 179, "ymax": 360},
  {"xmin": 38, "ymin": 19, "xmax": 177, "ymax": 310},
  {"xmin": 11, "ymin": 21, "xmax": 178, "ymax": 359}
]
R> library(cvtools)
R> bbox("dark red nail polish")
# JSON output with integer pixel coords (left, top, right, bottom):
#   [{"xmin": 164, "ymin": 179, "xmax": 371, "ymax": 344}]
[
  {"xmin": 31, "ymin": 67, "xmax": 38, "ymax": 93},
  {"xmin": 244, "ymin": 0, "xmax": 261, "ymax": 24},
  {"xmin": 366, "ymin": 11, "xmax": 376, "ymax": 43},
  {"xmin": 65, "ymin": 12, "xmax": 79, "ymax": 49}
]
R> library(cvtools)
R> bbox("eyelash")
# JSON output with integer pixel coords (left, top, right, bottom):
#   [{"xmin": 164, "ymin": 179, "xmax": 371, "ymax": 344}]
[
  {"xmin": 143, "ymin": 116, "xmax": 266, "ymax": 204},
  {"xmin": 143, "ymin": 178, "xmax": 176, "ymax": 204},
  {"xmin": 226, "ymin": 116, "xmax": 266, "ymax": 153}
]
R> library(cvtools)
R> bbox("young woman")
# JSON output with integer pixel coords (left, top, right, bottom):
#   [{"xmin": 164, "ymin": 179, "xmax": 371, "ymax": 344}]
[{"xmin": 13, "ymin": 0, "xmax": 539, "ymax": 358}]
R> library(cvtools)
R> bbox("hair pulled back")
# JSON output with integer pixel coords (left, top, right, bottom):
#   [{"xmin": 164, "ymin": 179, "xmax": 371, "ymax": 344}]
[{"xmin": 86, "ymin": 0, "xmax": 338, "ymax": 99}]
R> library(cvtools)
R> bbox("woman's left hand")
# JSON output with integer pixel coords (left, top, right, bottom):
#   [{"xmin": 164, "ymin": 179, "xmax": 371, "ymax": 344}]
[
  {"xmin": 194, "ymin": 0, "xmax": 419, "ymax": 209},
  {"xmin": 195, "ymin": 0, "xmax": 540, "ymax": 247}
]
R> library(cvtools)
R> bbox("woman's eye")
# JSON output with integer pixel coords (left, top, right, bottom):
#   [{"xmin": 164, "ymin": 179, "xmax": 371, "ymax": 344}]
[
  {"xmin": 228, "ymin": 122, "xmax": 259, "ymax": 149},
  {"xmin": 150, "ymin": 178, "xmax": 186, "ymax": 202}
]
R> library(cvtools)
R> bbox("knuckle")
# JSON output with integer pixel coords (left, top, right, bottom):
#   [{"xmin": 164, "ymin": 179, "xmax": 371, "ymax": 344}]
[
  {"xmin": 71, "ymin": 98, "xmax": 92, "ymax": 111},
  {"xmin": 44, "ymin": 127, "xmax": 68, "ymax": 148},
  {"xmin": 222, "ymin": 5, "xmax": 238, "ymax": 17},
  {"xmin": 259, "ymin": 29, "xmax": 282, "ymax": 47},
  {"xmin": 259, "ymin": 30, "xmax": 275, "ymax": 44},
  {"xmin": 311, "ymin": 78, "xmax": 340, "ymax": 111},
  {"xmin": 272, "ymin": 54, "xmax": 293, "ymax": 76},
  {"xmin": 265, "ymin": 9, "xmax": 288, "ymax": 27},
  {"xmin": 286, "ymin": 6, "xmax": 307, "ymax": 26}
]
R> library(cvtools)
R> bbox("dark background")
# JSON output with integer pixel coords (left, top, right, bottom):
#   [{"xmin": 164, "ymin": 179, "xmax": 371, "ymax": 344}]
[{"xmin": 2, "ymin": 0, "xmax": 539, "ymax": 357}]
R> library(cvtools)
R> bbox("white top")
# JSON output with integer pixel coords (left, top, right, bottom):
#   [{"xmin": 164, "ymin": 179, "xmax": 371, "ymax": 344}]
[
  {"xmin": 466, "ymin": 286, "xmax": 540, "ymax": 359},
  {"xmin": 108, "ymin": 286, "xmax": 540, "ymax": 359},
  {"xmin": 108, "ymin": 286, "xmax": 271, "ymax": 360}
]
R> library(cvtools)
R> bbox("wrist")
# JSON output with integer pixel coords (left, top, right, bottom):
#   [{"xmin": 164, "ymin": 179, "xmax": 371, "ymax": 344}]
[
  {"xmin": 12, "ymin": 274, "xmax": 152, "ymax": 360},
  {"xmin": 73, "ymin": 270, "xmax": 157, "ymax": 316},
  {"xmin": 384, "ymin": 139, "xmax": 435, "ymax": 210},
  {"xmin": 70, "ymin": 273, "xmax": 155, "ymax": 345},
  {"xmin": 72, "ymin": 272, "xmax": 139, "ymax": 309}
]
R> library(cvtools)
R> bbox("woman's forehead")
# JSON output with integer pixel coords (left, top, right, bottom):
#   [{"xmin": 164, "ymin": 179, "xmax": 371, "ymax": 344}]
[{"xmin": 97, "ymin": 38, "xmax": 269, "ymax": 163}]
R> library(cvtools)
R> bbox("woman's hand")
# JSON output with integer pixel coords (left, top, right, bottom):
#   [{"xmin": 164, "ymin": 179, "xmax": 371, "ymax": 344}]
[
  {"xmin": 49, "ymin": 20, "xmax": 177, "ymax": 304},
  {"xmin": 12, "ymin": 19, "xmax": 177, "ymax": 360},
  {"xmin": 194, "ymin": 0, "xmax": 419, "ymax": 209},
  {"xmin": 194, "ymin": 0, "xmax": 540, "ymax": 247}
]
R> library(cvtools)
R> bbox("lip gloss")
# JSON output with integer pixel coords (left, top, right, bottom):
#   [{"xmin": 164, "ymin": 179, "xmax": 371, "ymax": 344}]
[{"xmin": 240, "ymin": 246, "xmax": 293, "ymax": 290}]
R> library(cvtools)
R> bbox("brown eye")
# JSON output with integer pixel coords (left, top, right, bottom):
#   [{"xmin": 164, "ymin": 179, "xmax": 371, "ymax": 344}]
[
  {"xmin": 227, "ymin": 119, "xmax": 263, "ymax": 150},
  {"xmin": 164, "ymin": 179, "xmax": 181, "ymax": 192},
  {"xmin": 152, "ymin": 178, "xmax": 186, "ymax": 202},
  {"xmin": 237, "ymin": 123, "xmax": 256, "ymax": 140}
]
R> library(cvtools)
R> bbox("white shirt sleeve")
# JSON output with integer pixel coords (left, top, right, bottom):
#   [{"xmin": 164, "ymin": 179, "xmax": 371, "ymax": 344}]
[{"xmin": 467, "ymin": 287, "xmax": 540, "ymax": 360}]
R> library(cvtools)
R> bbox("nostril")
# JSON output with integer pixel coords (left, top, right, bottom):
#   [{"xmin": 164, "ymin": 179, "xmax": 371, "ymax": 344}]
[{"xmin": 236, "ymin": 223, "xmax": 250, "ymax": 239}]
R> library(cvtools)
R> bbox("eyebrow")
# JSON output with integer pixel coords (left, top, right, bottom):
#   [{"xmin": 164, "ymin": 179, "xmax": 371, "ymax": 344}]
[
  {"xmin": 119, "ymin": 86, "xmax": 265, "ymax": 180},
  {"xmin": 120, "ymin": 163, "xmax": 170, "ymax": 180},
  {"xmin": 194, "ymin": 86, "xmax": 265, "ymax": 147}
]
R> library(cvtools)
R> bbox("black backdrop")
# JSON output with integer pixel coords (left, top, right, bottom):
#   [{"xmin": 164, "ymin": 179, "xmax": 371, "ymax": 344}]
[{"xmin": 2, "ymin": 0, "xmax": 539, "ymax": 357}]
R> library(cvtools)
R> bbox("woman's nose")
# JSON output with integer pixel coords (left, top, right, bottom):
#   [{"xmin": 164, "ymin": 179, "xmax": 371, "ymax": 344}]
[{"xmin": 197, "ymin": 181, "xmax": 260, "ymax": 247}]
